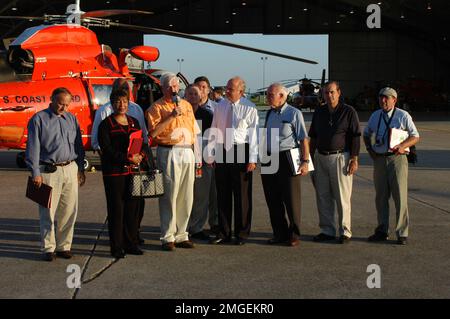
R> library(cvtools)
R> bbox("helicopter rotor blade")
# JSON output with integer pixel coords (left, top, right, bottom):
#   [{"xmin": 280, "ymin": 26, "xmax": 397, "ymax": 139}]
[
  {"xmin": 111, "ymin": 22, "xmax": 318, "ymax": 65},
  {"xmin": 81, "ymin": 10, "xmax": 153, "ymax": 19},
  {"xmin": 0, "ymin": 16, "xmax": 45, "ymax": 21}
]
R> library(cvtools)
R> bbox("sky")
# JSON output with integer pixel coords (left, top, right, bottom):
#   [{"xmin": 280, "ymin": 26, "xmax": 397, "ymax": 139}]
[{"xmin": 143, "ymin": 34, "xmax": 328, "ymax": 93}]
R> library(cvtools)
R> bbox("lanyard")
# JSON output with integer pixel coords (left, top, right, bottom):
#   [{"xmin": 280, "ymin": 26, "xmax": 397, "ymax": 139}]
[{"xmin": 376, "ymin": 107, "xmax": 396, "ymax": 142}]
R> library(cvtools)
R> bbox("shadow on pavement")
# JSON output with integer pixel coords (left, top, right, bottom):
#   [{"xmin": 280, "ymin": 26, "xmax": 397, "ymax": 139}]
[{"xmin": 0, "ymin": 218, "xmax": 113, "ymax": 260}]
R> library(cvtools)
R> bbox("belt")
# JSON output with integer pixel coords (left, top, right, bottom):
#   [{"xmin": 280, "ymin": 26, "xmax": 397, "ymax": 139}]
[
  {"xmin": 318, "ymin": 150, "xmax": 344, "ymax": 155},
  {"xmin": 40, "ymin": 160, "xmax": 72, "ymax": 166}
]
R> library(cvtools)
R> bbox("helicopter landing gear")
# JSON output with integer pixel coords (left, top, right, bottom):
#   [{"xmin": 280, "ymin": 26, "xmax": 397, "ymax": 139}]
[
  {"xmin": 84, "ymin": 151, "xmax": 101, "ymax": 172},
  {"xmin": 16, "ymin": 151, "xmax": 27, "ymax": 168}
]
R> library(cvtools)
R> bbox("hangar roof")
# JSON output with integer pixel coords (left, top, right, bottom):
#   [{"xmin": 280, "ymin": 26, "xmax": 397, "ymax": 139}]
[{"xmin": 0, "ymin": 0, "xmax": 448, "ymax": 47}]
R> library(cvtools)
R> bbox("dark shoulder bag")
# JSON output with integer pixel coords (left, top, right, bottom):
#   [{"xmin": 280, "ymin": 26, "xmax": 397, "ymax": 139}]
[{"xmin": 407, "ymin": 145, "xmax": 418, "ymax": 164}]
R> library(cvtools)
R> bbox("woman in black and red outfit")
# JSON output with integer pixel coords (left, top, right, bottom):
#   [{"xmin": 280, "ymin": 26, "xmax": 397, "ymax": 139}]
[{"xmin": 98, "ymin": 88, "xmax": 146, "ymax": 258}]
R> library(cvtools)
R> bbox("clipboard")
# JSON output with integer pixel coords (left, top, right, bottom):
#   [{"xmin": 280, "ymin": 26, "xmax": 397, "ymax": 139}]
[
  {"xmin": 26, "ymin": 176, "xmax": 52, "ymax": 208},
  {"xmin": 128, "ymin": 130, "xmax": 143, "ymax": 157},
  {"xmin": 286, "ymin": 148, "xmax": 314, "ymax": 176},
  {"xmin": 389, "ymin": 128, "xmax": 410, "ymax": 152}
]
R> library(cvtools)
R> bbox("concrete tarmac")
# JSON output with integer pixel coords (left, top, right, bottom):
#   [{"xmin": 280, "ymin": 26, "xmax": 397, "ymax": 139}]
[{"xmin": 0, "ymin": 114, "xmax": 449, "ymax": 299}]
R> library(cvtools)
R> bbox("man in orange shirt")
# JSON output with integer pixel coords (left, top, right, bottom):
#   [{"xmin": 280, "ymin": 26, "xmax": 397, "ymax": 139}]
[{"xmin": 146, "ymin": 73, "xmax": 200, "ymax": 251}]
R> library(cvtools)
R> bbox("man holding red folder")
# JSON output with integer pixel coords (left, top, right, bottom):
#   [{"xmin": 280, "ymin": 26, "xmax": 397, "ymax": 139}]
[{"xmin": 26, "ymin": 87, "xmax": 86, "ymax": 261}]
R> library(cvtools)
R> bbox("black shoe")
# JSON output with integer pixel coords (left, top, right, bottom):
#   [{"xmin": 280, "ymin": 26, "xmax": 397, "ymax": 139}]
[
  {"xmin": 313, "ymin": 233, "xmax": 336, "ymax": 242},
  {"xmin": 56, "ymin": 251, "xmax": 73, "ymax": 259},
  {"xmin": 209, "ymin": 236, "xmax": 230, "ymax": 245},
  {"xmin": 43, "ymin": 252, "xmax": 55, "ymax": 262},
  {"xmin": 368, "ymin": 232, "xmax": 389, "ymax": 242},
  {"xmin": 209, "ymin": 225, "xmax": 221, "ymax": 235},
  {"xmin": 190, "ymin": 231, "xmax": 210, "ymax": 241},
  {"xmin": 125, "ymin": 247, "xmax": 144, "ymax": 255},
  {"xmin": 397, "ymin": 237, "xmax": 407, "ymax": 245},
  {"xmin": 267, "ymin": 237, "xmax": 288, "ymax": 245},
  {"xmin": 234, "ymin": 238, "xmax": 245, "ymax": 245},
  {"xmin": 112, "ymin": 250, "xmax": 126, "ymax": 259},
  {"xmin": 338, "ymin": 235, "xmax": 351, "ymax": 244}
]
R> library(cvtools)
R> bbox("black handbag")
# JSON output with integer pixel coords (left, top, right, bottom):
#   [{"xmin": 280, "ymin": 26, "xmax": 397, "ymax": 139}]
[
  {"xmin": 129, "ymin": 148, "xmax": 164, "ymax": 198},
  {"xmin": 407, "ymin": 145, "xmax": 418, "ymax": 164}
]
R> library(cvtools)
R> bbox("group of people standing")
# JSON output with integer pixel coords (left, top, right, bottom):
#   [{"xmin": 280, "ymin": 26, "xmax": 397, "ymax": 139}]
[{"xmin": 25, "ymin": 74, "xmax": 420, "ymax": 261}]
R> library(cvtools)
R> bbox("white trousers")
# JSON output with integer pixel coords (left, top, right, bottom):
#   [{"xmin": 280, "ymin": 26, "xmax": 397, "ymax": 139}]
[{"xmin": 157, "ymin": 147, "xmax": 195, "ymax": 244}]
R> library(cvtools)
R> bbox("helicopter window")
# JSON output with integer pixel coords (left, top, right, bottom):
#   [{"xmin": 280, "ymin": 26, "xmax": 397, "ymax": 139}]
[
  {"xmin": 133, "ymin": 73, "xmax": 161, "ymax": 112},
  {"xmin": 8, "ymin": 47, "xmax": 34, "ymax": 75},
  {"xmin": 92, "ymin": 85, "xmax": 112, "ymax": 107}
]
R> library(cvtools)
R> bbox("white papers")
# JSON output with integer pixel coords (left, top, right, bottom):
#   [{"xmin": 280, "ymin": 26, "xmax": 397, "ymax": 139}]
[
  {"xmin": 389, "ymin": 128, "xmax": 410, "ymax": 152},
  {"xmin": 287, "ymin": 148, "xmax": 314, "ymax": 175}
]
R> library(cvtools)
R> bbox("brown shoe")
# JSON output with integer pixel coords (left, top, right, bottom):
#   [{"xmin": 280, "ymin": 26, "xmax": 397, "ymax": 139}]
[
  {"xmin": 288, "ymin": 238, "xmax": 300, "ymax": 247},
  {"xmin": 43, "ymin": 252, "xmax": 55, "ymax": 262},
  {"xmin": 175, "ymin": 240, "xmax": 195, "ymax": 248},
  {"xmin": 162, "ymin": 242, "xmax": 175, "ymax": 251},
  {"xmin": 56, "ymin": 251, "xmax": 73, "ymax": 259}
]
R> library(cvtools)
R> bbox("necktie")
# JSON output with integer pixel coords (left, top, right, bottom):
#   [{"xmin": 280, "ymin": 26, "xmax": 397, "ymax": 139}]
[{"xmin": 224, "ymin": 103, "xmax": 234, "ymax": 151}]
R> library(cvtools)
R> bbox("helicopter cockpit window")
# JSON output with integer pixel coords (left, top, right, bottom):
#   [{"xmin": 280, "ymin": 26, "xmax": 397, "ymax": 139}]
[{"xmin": 92, "ymin": 85, "xmax": 112, "ymax": 107}]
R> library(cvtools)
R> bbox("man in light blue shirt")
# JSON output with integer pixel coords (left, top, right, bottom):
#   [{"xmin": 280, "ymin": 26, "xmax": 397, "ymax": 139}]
[
  {"xmin": 262, "ymin": 83, "xmax": 310, "ymax": 247},
  {"xmin": 364, "ymin": 87, "xmax": 420, "ymax": 245},
  {"xmin": 26, "ymin": 87, "xmax": 86, "ymax": 261},
  {"xmin": 91, "ymin": 79, "xmax": 148, "ymax": 151},
  {"xmin": 194, "ymin": 76, "xmax": 218, "ymax": 113}
]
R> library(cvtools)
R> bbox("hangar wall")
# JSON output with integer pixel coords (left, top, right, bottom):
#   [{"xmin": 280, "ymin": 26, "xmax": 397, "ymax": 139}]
[{"xmin": 329, "ymin": 32, "xmax": 448, "ymax": 109}]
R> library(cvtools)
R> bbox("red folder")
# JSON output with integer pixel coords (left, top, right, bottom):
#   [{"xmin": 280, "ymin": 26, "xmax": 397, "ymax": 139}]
[
  {"xmin": 26, "ymin": 176, "xmax": 52, "ymax": 208},
  {"xmin": 128, "ymin": 130, "xmax": 143, "ymax": 156}
]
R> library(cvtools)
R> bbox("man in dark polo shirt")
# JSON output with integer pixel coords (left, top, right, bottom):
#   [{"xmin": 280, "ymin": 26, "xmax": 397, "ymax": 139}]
[{"xmin": 308, "ymin": 81, "xmax": 361, "ymax": 244}]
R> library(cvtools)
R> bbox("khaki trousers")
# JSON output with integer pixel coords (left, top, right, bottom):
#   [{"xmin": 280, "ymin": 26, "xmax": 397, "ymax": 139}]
[
  {"xmin": 38, "ymin": 161, "xmax": 79, "ymax": 253},
  {"xmin": 373, "ymin": 154, "xmax": 409, "ymax": 237},
  {"xmin": 313, "ymin": 152, "xmax": 353, "ymax": 237},
  {"xmin": 157, "ymin": 146, "xmax": 195, "ymax": 244}
]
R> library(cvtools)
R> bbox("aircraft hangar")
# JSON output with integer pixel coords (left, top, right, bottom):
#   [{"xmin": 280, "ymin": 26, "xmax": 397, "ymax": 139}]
[{"xmin": 0, "ymin": 0, "xmax": 449, "ymax": 111}]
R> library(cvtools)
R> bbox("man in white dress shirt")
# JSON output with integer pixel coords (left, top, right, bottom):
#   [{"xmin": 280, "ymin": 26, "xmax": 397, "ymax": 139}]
[{"xmin": 207, "ymin": 76, "xmax": 259, "ymax": 245}]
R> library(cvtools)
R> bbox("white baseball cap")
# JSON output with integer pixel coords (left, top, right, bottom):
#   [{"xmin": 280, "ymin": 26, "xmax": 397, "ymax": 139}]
[{"xmin": 379, "ymin": 87, "xmax": 398, "ymax": 98}]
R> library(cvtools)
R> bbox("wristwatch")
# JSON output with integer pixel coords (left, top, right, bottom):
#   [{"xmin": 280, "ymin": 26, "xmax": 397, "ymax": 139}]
[{"xmin": 301, "ymin": 159, "xmax": 310, "ymax": 164}]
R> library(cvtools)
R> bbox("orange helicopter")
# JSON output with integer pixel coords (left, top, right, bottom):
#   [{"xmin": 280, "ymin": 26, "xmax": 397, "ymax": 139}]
[{"xmin": 0, "ymin": 0, "xmax": 317, "ymax": 169}]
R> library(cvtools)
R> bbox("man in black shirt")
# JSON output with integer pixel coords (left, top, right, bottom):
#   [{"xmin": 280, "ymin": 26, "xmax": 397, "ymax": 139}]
[{"xmin": 308, "ymin": 81, "xmax": 361, "ymax": 244}]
